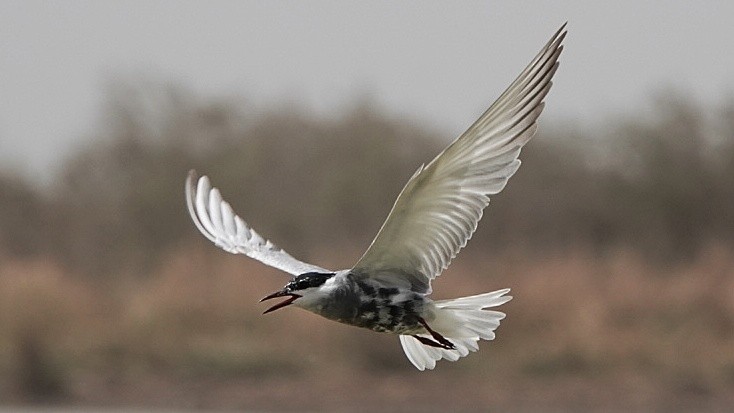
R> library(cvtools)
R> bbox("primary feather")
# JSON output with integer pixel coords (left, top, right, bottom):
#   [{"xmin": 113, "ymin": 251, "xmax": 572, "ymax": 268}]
[
  {"xmin": 185, "ymin": 171, "xmax": 330, "ymax": 276},
  {"xmin": 352, "ymin": 24, "xmax": 566, "ymax": 294}
]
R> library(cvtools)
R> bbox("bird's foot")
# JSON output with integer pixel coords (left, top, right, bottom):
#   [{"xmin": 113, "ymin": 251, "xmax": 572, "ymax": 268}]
[
  {"xmin": 417, "ymin": 317, "xmax": 456, "ymax": 350},
  {"xmin": 412, "ymin": 334, "xmax": 455, "ymax": 350}
]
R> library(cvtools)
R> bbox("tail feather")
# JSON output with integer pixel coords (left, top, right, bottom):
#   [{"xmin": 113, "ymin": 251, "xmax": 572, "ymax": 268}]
[
  {"xmin": 436, "ymin": 288, "xmax": 512, "ymax": 309},
  {"xmin": 399, "ymin": 288, "xmax": 512, "ymax": 371}
]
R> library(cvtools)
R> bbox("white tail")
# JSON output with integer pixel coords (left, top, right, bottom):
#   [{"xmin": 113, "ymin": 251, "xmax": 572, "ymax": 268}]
[{"xmin": 399, "ymin": 288, "xmax": 512, "ymax": 371}]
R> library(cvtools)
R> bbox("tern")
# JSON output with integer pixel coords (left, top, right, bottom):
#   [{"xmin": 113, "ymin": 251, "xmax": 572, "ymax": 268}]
[{"xmin": 185, "ymin": 24, "xmax": 566, "ymax": 370}]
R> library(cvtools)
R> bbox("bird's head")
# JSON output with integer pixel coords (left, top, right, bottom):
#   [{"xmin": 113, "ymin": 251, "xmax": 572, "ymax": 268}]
[{"xmin": 260, "ymin": 272, "xmax": 336, "ymax": 314}]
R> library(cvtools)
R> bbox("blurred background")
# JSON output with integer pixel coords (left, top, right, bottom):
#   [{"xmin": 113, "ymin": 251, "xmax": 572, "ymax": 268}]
[{"xmin": 1, "ymin": 1, "xmax": 734, "ymax": 412}]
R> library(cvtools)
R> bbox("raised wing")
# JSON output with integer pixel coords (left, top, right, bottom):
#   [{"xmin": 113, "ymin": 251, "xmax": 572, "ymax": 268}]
[
  {"xmin": 352, "ymin": 24, "xmax": 566, "ymax": 294},
  {"xmin": 185, "ymin": 170, "xmax": 330, "ymax": 276}
]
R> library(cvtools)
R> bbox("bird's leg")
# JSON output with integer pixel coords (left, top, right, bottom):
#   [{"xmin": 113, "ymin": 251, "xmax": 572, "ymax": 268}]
[
  {"xmin": 412, "ymin": 335, "xmax": 449, "ymax": 348},
  {"xmin": 417, "ymin": 317, "xmax": 455, "ymax": 350}
]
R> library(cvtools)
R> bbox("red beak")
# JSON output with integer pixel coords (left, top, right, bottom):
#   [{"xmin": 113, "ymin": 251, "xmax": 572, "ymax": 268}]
[{"xmin": 260, "ymin": 290, "xmax": 301, "ymax": 314}]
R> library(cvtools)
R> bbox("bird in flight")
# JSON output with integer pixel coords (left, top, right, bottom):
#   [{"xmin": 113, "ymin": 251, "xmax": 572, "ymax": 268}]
[{"xmin": 186, "ymin": 24, "xmax": 566, "ymax": 370}]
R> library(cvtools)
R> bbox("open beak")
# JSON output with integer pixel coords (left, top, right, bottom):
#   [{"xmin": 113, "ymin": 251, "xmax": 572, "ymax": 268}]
[{"xmin": 259, "ymin": 290, "xmax": 301, "ymax": 314}]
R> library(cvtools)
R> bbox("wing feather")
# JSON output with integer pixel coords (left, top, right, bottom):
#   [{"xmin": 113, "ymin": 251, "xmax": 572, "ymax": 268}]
[
  {"xmin": 185, "ymin": 170, "xmax": 330, "ymax": 276},
  {"xmin": 352, "ymin": 24, "xmax": 567, "ymax": 293}
]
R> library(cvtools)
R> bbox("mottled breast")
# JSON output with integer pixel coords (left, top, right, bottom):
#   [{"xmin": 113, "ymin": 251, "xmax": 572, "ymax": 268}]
[{"xmin": 348, "ymin": 279, "xmax": 427, "ymax": 334}]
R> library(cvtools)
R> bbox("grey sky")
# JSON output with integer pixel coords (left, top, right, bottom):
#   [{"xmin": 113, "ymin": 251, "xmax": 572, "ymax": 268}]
[{"xmin": 1, "ymin": 1, "xmax": 733, "ymax": 184}]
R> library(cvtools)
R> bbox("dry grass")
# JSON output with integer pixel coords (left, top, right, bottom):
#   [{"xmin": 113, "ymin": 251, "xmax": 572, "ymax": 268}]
[{"xmin": 1, "ymin": 246, "xmax": 733, "ymax": 411}]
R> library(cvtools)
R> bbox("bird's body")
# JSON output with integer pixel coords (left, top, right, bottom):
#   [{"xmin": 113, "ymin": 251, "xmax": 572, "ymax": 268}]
[
  {"xmin": 185, "ymin": 24, "xmax": 566, "ymax": 370},
  {"xmin": 290, "ymin": 271, "xmax": 508, "ymax": 351},
  {"xmin": 298, "ymin": 271, "xmax": 427, "ymax": 334}
]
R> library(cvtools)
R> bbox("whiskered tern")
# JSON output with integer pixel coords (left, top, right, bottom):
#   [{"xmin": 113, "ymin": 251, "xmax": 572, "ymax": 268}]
[{"xmin": 186, "ymin": 24, "xmax": 566, "ymax": 370}]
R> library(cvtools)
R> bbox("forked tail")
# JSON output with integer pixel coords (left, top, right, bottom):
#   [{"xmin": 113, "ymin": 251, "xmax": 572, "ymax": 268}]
[{"xmin": 399, "ymin": 288, "xmax": 512, "ymax": 370}]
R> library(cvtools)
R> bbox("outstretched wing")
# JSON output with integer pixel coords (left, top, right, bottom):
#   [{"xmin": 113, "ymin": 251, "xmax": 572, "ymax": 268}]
[
  {"xmin": 352, "ymin": 24, "xmax": 567, "ymax": 294},
  {"xmin": 185, "ymin": 170, "xmax": 330, "ymax": 276}
]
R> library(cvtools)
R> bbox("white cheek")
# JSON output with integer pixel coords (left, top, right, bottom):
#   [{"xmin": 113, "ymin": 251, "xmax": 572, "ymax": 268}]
[{"xmin": 293, "ymin": 288, "xmax": 321, "ymax": 307}]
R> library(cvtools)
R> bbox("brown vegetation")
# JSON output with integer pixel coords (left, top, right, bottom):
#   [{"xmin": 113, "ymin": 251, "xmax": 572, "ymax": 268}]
[
  {"xmin": 1, "ymin": 83, "xmax": 733, "ymax": 411},
  {"xmin": 1, "ymin": 247, "xmax": 733, "ymax": 411}
]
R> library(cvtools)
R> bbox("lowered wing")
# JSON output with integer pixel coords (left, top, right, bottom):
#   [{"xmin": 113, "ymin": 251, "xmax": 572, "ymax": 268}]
[
  {"xmin": 185, "ymin": 170, "xmax": 330, "ymax": 276},
  {"xmin": 352, "ymin": 24, "xmax": 567, "ymax": 294}
]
